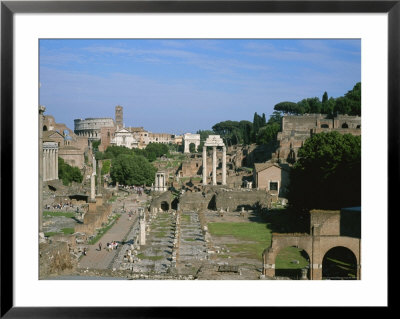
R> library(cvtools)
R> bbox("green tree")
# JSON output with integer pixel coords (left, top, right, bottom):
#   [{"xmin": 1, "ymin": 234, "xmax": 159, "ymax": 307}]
[
  {"xmin": 274, "ymin": 101, "xmax": 299, "ymax": 114},
  {"xmin": 189, "ymin": 143, "xmax": 196, "ymax": 153},
  {"xmin": 58, "ymin": 157, "xmax": 83, "ymax": 186},
  {"xmin": 256, "ymin": 122, "xmax": 280, "ymax": 145},
  {"xmin": 101, "ymin": 159, "xmax": 111, "ymax": 175},
  {"xmin": 110, "ymin": 154, "xmax": 157, "ymax": 186},
  {"xmin": 288, "ymin": 132, "xmax": 361, "ymax": 210}
]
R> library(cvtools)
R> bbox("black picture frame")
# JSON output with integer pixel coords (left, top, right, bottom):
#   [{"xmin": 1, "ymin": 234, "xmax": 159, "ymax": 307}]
[{"xmin": 1, "ymin": 0, "xmax": 395, "ymax": 317}]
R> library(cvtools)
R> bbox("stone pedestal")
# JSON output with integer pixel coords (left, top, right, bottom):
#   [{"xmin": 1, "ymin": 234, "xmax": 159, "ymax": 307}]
[
  {"xmin": 95, "ymin": 195, "xmax": 103, "ymax": 206},
  {"xmin": 88, "ymin": 201, "xmax": 97, "ymax": 213}
]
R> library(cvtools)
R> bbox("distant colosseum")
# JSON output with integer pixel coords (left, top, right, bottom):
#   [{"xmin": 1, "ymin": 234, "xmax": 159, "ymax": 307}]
[{"xmin": 74, "ymin": 118, "xmax": 115, "ymax": 139}]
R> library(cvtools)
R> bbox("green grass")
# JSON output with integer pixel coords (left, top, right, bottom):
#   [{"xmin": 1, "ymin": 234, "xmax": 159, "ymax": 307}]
[
  {"xmin": 61, "ymin": 228, "xmax": 75, "ymax": 235},
  {"xmin": 208, "ymin": 222, "xmax": 272, "ymax": 243},
  {"xmin": 275, "ymin": 246, "xmax": 309, "ymax": 269},
  {"xmin": 153, "ymin": 231, "xmax": 167, "ymax": 238},
  {"xmin": 43, "ymin": 211, "xmax": 75, "ymax": 218},
  {"xmin": 88, "ymin": 214, "xmax": 121, "ymax": 245},
  {"xmin": 184, "ymin": 238, "xmax": 196, "ymax": 242},
  {"xmin": 181, "ymin": 215, "xmax": 191, "ymax": 223},
  {"xmin": 44, "ymin": 227, "xmax": 75, "ymax": 237},
  {"xmin": 208, "ymin": 222, "xmax": 272, "ymax": 260}
]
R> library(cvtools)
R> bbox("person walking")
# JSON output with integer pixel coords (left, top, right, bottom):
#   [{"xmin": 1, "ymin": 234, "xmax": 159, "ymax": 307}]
[{"xmin": 99, "ymin": 242, "xmax": 102, "ymax": 251}]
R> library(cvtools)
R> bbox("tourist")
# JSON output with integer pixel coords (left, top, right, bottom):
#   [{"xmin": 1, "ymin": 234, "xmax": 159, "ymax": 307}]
[
  {"xmin": 99, "ymin": 242, "xmax": 102, "ymax": 251},
  {"xmin": 83, "ymin": 248, "xmax": 87, "ymax": 256}
]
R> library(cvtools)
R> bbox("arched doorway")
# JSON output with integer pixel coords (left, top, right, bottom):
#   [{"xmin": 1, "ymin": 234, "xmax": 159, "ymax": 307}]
[
  {"xmin": 189, "ymin": 142, "xmax": 196, "ymax": 153},
  {"xmin": 342, "ymin": 123, "xmax": 349, "ymax": 128},
  {"xmin": 275, "ymin": 246, "xmax": 310, "ymax": 279},
  {"xmin": 207, "ymin": 195, "xmax": 216, "ymax": 210},
  {"xmin": 43, "ymin": 125, "xmax": 48, "ymax": 131},
  {"xmin": 171, "ymin": 198, "xmax": 179, "ymax": 210},
  {"xmin": 321, "ymin": 124, "xmax": 329, "ymax": 128},
  {"xmin": 322, "ymin": 246, "xmax": 357, "ymax": 280},
  {"xmin": 160, "ymin": 201, "xmax": 169, "ymax": 212}
]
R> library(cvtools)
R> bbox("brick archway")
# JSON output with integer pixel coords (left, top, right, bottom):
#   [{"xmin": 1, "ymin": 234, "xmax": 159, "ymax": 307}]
[{"xmin": 263, "ymin": 209, "xmax": 361, "ymax": 280}]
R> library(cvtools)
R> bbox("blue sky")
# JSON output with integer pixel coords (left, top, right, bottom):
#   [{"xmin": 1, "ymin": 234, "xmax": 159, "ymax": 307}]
[{"xmin": 39, "ymin": 39, "xmax": 361, "ymax": 134}]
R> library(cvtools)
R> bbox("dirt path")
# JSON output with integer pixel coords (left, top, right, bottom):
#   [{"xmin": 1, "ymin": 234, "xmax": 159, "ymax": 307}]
[{"xmin": 77, "ymin": 193, "xmax": 147, "ymax": 270}]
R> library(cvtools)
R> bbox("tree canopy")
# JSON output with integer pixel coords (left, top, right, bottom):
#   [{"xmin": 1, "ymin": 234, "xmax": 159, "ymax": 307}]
[
  {"xmin": 110, "ymin": 154, "xmax": 157, "ymax": 186},
  {"xmin": 288, "ymin": 131, "xmax": 361, "ymax": 210},
  {"xmin": 273, "ymin": 82, "xmax": 361, "ymax": 117},
  {"xmin": 58, "ymin": 157, "xmax": 83, "ymax": 186}
]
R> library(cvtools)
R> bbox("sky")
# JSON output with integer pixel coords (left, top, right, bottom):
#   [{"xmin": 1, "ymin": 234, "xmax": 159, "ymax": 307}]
[{"xmin": 39, "ymin": 39, "xmax": 361, "ymax": 135}]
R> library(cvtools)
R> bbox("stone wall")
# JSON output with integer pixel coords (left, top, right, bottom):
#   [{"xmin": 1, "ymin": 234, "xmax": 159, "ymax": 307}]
[
  {"xmin": 59, "ymin": 146, "xmax": 85, "ymax": 169},
  {"xmin": 214, "ymin": 188, "xmax": 270, "ymax": 211},
  {"xmin": 178, "ymin": 192, "xmax": 214, "ymax": 211},
  {"xmin": 310, "ymin": 210, "xmax": 341, "ymax": 236},
  {"xmin": 276, "ymin": 114, "xmax": 361, "ymax": 163}
]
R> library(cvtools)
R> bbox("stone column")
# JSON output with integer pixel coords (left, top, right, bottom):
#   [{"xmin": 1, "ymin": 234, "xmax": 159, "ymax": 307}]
[
  {"xmin": 42, "ymin": 150, "xmax": 47, "ymax": 182},
  {"xmin": 202, "ymin": 146, "xmax": 207, "ymax": 185},
  {"xmin": 55, "ymin": 148, "xmax": 58, "ymax": 180},
  {"xmin": 212, "ymin": 146, "xmax": 217, "ymax": 185},
  {"xmin": 90, "ymin": 174, "xmax": 96, "ymax": 201},
  {"xmin": 139, "ymin": 217, "xmax": 146, "ymax": 245},
  {"xmin": 222, "ymin": 145, "xmax": 226, "ymax": 185},
  {"xmin": 46, "ymin": 149, "xmax": 50, "ymax": 181},
  {"xmin": 39, "ymin": 106, "xmax": 45, "ymax": 233},
  {"xmin": 51, "ymin": 149, "xmax": 55, "ymax": 180}
]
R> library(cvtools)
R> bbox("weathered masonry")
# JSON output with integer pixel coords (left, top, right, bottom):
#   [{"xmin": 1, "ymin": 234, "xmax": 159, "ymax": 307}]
[
  {"xmin": 275, "ymin": 114, "xmax": 361, "ymax": 163},
  {"xmin": 183, "ymin": 133, "xmax": 200, "ymax": 153},
  {"xmin": 43, "ymin": 141, "xmax": 58, "ymax": 181},
  {"xmin": 262, "ymin": 207, "xmax": 361, "ymax": 280},
  {"xmin": 202, "ymin": 135, "xmax": 226, "ymax": 186}
]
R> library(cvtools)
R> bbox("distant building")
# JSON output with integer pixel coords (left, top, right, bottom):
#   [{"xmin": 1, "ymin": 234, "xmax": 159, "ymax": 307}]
[
  {"xmin": 274, "ymin": 114, "xmax": 361, "ymax": 163},
  {"xmin": 110, "ymin": 128, "xmax": 139, "ymax": 149},
  {"xmin": 253, "ymin": 162, "xmax": 290, "ymax": 198},
  {"xmin": 74, "ymin": 117, "xmax": 115, "ymax": 140}
]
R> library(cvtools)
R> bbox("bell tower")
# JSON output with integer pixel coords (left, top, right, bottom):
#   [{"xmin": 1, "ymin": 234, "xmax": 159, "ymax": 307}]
[{"xmin": 115, "ymin": 105, "xmax": 123, "ymax": 130}]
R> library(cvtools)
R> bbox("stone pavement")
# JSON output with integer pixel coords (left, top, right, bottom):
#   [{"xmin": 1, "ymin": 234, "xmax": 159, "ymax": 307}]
[{"xmin": 77, "ymin": 193, "xmax": 146, "ymax": 270}]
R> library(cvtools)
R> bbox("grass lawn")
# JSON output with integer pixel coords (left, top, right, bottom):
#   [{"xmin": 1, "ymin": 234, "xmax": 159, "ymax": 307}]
[
  {"xmin": 275, "ymin": 246, "xmax": 309, "ymax": 269},
  {"xmin": 43, "ymin": 211, "xmax": 75, "ymax": 218},
  {"xmin": 181, "ymin": 214, "xmax": 191, "ymax": 223},
  {"xmin": 44, "ymin": 227, "xmax": 75, "ymax": 237},
  {"xmin": 208, "ymin": 222, "xmax": 272, "ymax": 261}
]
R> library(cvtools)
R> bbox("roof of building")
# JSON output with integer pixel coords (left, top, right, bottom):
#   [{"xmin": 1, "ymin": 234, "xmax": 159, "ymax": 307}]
[
  {"xmin": 254, "ymin": 162, "xmax": 290, "ymax": 173},
  {"xmin": 43, "ymin": 130, "xmax": 64, "ymax": 139}
]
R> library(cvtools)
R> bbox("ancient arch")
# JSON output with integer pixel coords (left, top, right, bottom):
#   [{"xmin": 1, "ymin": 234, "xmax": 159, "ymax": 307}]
[
  {"xmin": 183, "ymin": 133, "xmax": 200, "ymax": 153},
  {"xmin": 274, "ymin": 245, "xmax": 311, "ymax": 279},
  {"xmin": 322, "ymin": 246, "xmax": 358, "ymax": 279},
  {"xmin": 263, "ymin": 209, "xmax": 361, "ymax": 280},
  {"xmin": 160, "ymin": 201, "xmax": 169, "ymax": 211},
  {"xmin": 342, "ymin": 123, "xmax": 349, "ymax": 128},
  {"xmin": 171, "ymin": 198, "xmax": 179, "ymax": 210}
]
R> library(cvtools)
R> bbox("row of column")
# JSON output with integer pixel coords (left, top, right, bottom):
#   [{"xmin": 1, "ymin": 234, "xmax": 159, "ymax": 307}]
[
  {"xmin": 43, "ymin": 144, "xmax": 58, "ymax": 181},
  {"xmin": 154, "ymin": 172, "xmax": 166, "ymax": 191},
  {"xmin": 76, "ymin": 131, "xmax": 99, "ymax": 138},
  {"xmin": 202, "ymin": 146, "xmax": 226, "ymax": 186}
]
